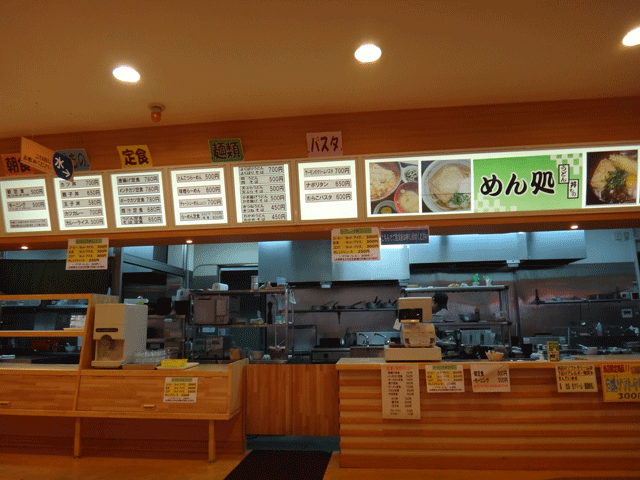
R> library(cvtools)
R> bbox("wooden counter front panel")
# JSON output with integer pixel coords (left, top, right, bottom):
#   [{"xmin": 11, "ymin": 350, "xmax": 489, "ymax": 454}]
[
  {"xmin": 291, "ymin": 364, "xmax": 339, "ymax": 436},
  {"xmin": 338, "ymin": 366, "xmax": 640, "ymax": 471},
  {"xmin": 0, "ymin": 375, "xmax": 76, "ymax": 411},
  {"xmin": 76, "ymin": 375, "xmax": 230, "ymax": 415}
]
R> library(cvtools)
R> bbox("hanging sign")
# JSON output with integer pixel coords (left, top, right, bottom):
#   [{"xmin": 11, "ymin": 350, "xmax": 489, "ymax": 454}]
[
  {"xmin": 209, "ymin": 138, "xmax": 244, "ymax": 162},
  {"xmin": 306, "ymin": 131, "xmax": 343, "ymax": 157},
  {"xmin": 470, "ymin": 363, "xmax": 511, "ymax": 392},
  {"xmin": 381, "ymin": 226, "xmax": 429, "ymax": 245},
  {"xmin": 331, "ymin": 227, "xmax": 380, "ymax": 262},
  {"xmin": 474, "ymin": 151, "xmax": 583, "ymax": 213},
  {"xmin": 425, "ymin": 364, "xmax": 465, "ymax": 393},
  {"xmin": 601, "ymin": 362, "xmax": 640, "ymax": 402},
  {"xmin": 0, "ymin": 177, "xmax": 52, "ymax": 232},
  {"xmin": 66, "ymin": 238, "xmax": 109, "ymax": 270},
  {"xmin": 555, "ymin": 364, "xmax": 598, "ymax": 393},
  {"xmin": 170, "ymin": 167, "xmax": 228, "ymax": 225},
  {"xmin": 298, "ymin": 159, "xmax": 357, "ymax": 220},
  {"xmin": 163, "ymin": 377, "xmax": 198, "ymax": 403},
  {"xmin": 381, "ymin": 364, "xmax": 421, "ymax": 419},
  {"xmin": 52, "ymin": 151, "xmax": 74, "ymax": 181},
  {"xmin": 20, "ymin": 137, "xmax": 55, "ymax": 175},
  {"xmin": 55, "ymin": 148, "xmax": 90, "ymax": 171},
  {"xmin": 53, "ymin": 175, "xmax": 108, "ymax": 230},
  {"xmin": 117, "ymin": 145, "xmax": 153, "ymax": 168},
  {"xmin": 1, "ymin": 153, "xmax": 33, "ymax": 176}
]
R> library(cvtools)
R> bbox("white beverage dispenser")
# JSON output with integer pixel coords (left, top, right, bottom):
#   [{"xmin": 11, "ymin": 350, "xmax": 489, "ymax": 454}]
[{"xmin": 91, "ymin": 303, "xmax": 148, "ymax": 368}]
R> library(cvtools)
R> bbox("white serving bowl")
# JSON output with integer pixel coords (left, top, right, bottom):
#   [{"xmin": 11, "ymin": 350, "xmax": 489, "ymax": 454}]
[{"xmin": 250, "ymin": 351, "xmax": 264, "ymax": 360}]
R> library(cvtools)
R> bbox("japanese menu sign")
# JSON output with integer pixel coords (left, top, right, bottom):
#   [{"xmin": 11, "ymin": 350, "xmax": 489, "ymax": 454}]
[
  {"xmin": 53, "ymin": 175, "xmax": 108, "ymax": 230},
  {"xmin": 0, "ymin": 177, "xmax": 52, "ymax": 233},
  {"xmin": 381, "ymin": 364, "xmax": 421, "ymax": 419},
  {"xmin": 1, "ymin": 153, "xmax": 34, "ymax": 176},
  {"xmin": 163, "ymin": 377, "xmax": 198, "ymax": 403},
  {"xmin": 298, "ymin": 160, "xmax": 358, "ymax": 220},
  {"xmin": 110, "ymin": 171, "xmax": 166, "ymax": 228},
  {"xmin": 66, "ymin": 238, "xmax": 109, "ymax": 270},
  {"xmin": 601, "ymin": 362, "xmax": 640, "ymax": 402},
  {"xmin": 233, "ymin": 164, "xmax": 291, "ymax": 223},
  {"xmin": 170, "ymin": 167, "xmax": 228, "ymax": 226},
  {"xmin": 425, "ymin": 364, "xmax": 465, "ymax": 393},
  {"xmin": 117, "ymin": 145, "xmax": 153, "ymax": 168},
  {"xmin": 20, "ymin": 137, "xmax": 55, "ymax": 175},
  {"xmin": 470, "ymin": 363, "xmax": 511, "ymax": 392},
  {"xmin": 306, "ymin": 131, "xmax": 343, "ymax": 157},
  {"xmin": 555, "ymin": 364, "xmax": 598, "ymax": 393},
  {"xmin": 331, "ymin": 227, "xmax": 380, "ymax": 262}
]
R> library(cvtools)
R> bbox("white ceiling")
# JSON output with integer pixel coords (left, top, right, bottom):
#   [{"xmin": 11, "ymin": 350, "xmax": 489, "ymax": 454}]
[{"xmin": 1, "ymin": 0, "xmax": 639, "ymax": 139}]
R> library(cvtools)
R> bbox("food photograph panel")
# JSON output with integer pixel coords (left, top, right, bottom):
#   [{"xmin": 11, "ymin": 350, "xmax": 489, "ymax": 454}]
[
  {"xmin": 421, "ymin": 159, "xmax": 472, "ymax": 213},
  {"xmin": 585, "ymin": 149, "xmax": 638, "ymax": 206}
]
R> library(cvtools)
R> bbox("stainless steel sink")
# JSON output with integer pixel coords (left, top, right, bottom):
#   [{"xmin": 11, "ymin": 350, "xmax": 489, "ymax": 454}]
[{"xmin": 350, "ymin": 346, "xmax": 385, "ymax": 358}]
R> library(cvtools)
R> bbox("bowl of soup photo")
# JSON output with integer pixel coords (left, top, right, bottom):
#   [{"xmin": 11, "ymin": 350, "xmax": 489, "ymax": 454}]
[{"xmin": 393, "ymin": 182, "xmax": 419, "ymax": 213}]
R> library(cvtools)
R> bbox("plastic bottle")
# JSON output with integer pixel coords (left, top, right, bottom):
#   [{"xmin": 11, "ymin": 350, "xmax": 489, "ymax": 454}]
[
  {"xmin": 473, "ymin": 274, "xmax": 480, "ymax": 286},
  {"xmin": 596, "ymin": 322, "xmax": 603, "ymax": 336}
]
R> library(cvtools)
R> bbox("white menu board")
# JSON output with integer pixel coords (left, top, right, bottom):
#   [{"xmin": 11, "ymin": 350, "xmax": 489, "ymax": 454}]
[
  {"xmin": 381, "ymin": 364, "xmax": 421, "ymax": 419},
  {"xmin": 170, "ymin": 167, "xmax": 227, "ymax": 226},
  {"xmin": 233, "ymin": 163, "xmax": 291, "ymax": 223},
  {"xmin": 110, "ymin": 171, "xmax": 166, "ymax": 228},
  {"xmin": 297, "ymin": 160, "xmax": 358, "ymax": 220},
  {"xmin": 0, "ymin": 177, "xmax": 52, "ymax": 233},
  {"xmin": 53, "ymin": 175, "xmax": 108, "ymax": 230}
]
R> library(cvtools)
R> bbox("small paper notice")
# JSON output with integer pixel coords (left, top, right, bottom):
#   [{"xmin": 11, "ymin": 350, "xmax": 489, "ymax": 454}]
[{"xmin": 163, "ymin": 377, "xmax": 198, "ymax": 403}]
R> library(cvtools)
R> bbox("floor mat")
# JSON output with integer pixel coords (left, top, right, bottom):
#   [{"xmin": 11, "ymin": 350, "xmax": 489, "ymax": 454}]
[{"xmin": 224, "ymin": 449, "xmax": 332, "ymax": 480}]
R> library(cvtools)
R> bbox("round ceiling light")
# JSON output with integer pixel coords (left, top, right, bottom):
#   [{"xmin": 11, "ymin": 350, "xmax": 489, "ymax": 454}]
[
  {"xmin": 622, "ymin": 26, "xmax": 640, "ymax": 46},
  {"xmin": 112, "ymin": 65, "xmax": 140, "ymax": 83},
  {"xmin": 354, "ymin": 43, "xmax": 381, "ymax": 63}
]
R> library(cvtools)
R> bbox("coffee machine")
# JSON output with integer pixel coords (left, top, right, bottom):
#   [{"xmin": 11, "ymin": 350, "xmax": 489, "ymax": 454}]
[{"xmin": 91, "ymin": 303, "xmax": 148, "ymax": 368}]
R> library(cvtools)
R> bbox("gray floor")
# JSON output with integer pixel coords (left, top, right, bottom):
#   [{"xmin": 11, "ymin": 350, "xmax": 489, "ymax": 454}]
[{"xmin": 246, "ymin": 435, "xmax": 340, "ymax": 452}]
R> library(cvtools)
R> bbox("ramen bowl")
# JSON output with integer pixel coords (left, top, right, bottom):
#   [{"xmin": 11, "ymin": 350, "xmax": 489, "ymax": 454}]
[{"xmin": 422, "ymin": 160, "xmax": 472, "ymax": 212}]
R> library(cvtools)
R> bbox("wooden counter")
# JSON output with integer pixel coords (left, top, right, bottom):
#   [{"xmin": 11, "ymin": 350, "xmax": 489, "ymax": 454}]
[
  {"xmin": 336, "ymin": 358, "xmax": 640, "ymax": 471},
  {"xmin": 0, "ymin": 361, "xmax": 248, "ymax": 461}
]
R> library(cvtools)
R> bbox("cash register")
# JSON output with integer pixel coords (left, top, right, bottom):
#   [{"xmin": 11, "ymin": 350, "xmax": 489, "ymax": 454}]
[{"xmin": 384, "ymin": 297, "xmax": 442, "ymax": 362}]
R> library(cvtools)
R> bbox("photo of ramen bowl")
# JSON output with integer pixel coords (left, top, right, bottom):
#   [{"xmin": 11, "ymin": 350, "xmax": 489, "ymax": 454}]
[
  {"xmin": 587, "ymin": 150, "xmax": 638, "ymax": 205},
  {"xmin": 369, "ymin": 162, "xmax": 401, "ymax": 201},
  {"xmin": 422, "ymin": 160, "xmax": 471, "ymax": 212},
  {"xmin": 394, "ymin": 182, "xmax": 420, "ymax": 213}
]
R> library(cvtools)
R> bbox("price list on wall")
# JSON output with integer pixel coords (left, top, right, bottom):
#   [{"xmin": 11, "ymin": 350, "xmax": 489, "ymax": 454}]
[
  {"xmin": 297, "ymin": 160, "xmax": 358, "ymax": 220},
  {"xmin": 170, "ymin": 168, "xmax": 227, "ymax": 226},
  {"xmin": 381, "ymin": 364, "xmax": 421, "ymax": 419},
  {"xmin": 233, "ymin": 164, "xmax": 291, "ymax": 223},
  {"xmin": 110, "ymin": 171, "xmax": 166, "ymax": 228},
  {"xmin": 0, "ymin": 178, "xmax": 52, "ymax": 233},
  {"xmin": 53, "ymin": 175, "xmax": 108, "ymax": 230}
]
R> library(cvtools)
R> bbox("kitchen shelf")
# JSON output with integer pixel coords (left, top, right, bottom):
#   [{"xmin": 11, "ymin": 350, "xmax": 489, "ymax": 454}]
[
  {"xmin": 0, "ymin": 330, "xmax": 84, "ymax": 338},
  {"xmin": 295, "ymin": 308, "xmax": 397, "ymax": 313},
  {"xmin": 208, "ymin": 323, "xmax": 288, "ymax": 328},
  {"xmin": 403, "ymin": 285, "xmax": 508, "ymax": 293},
  {"xmin": 432, "ymin": 321, "xmax": 511, "ymax": 329}
]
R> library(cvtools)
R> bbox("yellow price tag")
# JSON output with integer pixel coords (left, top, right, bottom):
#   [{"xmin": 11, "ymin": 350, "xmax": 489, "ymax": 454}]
[{"xmin": 160, "ymin": 358, "xmax": 188, "ymax": 369}]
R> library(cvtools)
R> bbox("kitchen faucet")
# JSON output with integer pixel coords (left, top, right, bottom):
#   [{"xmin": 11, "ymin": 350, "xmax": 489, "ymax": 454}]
[
  {"xmin": 358, "ymin": 333, "xmax": 369, "ymax": 346},
  {"xmin": 373, "ymin": 332, "xmax": 387, "ymax": 345}
]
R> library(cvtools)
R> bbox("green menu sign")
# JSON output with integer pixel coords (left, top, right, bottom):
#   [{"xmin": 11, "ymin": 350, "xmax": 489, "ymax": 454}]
[{"xmin": 473, "ymin": 152, "xmax": 583, "ymax": 212}]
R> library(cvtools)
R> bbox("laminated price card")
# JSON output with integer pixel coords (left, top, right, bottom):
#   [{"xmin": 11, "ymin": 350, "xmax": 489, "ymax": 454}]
[
  {"xmin": 54, "ymin": 175, "xmax": 108, "ymax": 230},
  {"xmin": 601, "ymin": 362, "xmax": 640, "ymax": 402},
  {"xmin": 110, "ymin": 171, "xmax": 166, "ymax": 227},
  {"xmin": 331, "ymin": 227, "xmax": 380, "ymax": 262},
  {"xmin": 0, "ymin": 177, "xmax": 52, "ymax": 233},
  {"xmin": 381, "ymin": 364, "xmax": 421, "ymax": 419},
  {"xmin": 298, "ymin": 159, "xmax": 357, "ymax": 220},
  {"xmin": 425, "ymin": 364, "xmax": 465, "ymax": 393},
  {"xmin": 470, "ymin": 363, "xmax": 511, "ymax": 393},
  {"xmin": 170, "ymin": 167, "xmax": 228, "ymax": 225},
  {"xmin": 233, "ymin": 163, "xmax": 291, "ymax": 223},
  {"xmin": 555, "ymin": 364, "xmax": 598, "ymax": 393},
  {"xmin": 163, "ymin": 377, "xmax": 198, "ymax": 403}
]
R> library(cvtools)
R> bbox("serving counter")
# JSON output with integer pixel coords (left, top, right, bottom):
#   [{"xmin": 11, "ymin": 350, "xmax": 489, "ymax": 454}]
[{"xmin": 336, "ymin": 357, "xmax": 640, "ymax": 472}]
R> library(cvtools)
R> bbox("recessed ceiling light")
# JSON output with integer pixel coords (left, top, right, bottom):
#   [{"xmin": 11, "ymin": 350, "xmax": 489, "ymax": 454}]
[
  {"xmin": 186, "ymin": 239, "xmax": 193, "ymax": 244},
  {"xmin": 622, "ymin": 26, "xmax": 640, "ymax": 46},
  {"xmin": 21, "ymin": 245, "xmax": 29, "ymax": 250},
  {"xmin": 112, "ymin": 65, "xmax": 140, "ymax": 83},
  {"xmin": 570, "ymin": 225, "xmax": 579, "ymax": 230},
  {"xmin": 354, "ymin": 43, "xmax": 381, "ymax": 63}
]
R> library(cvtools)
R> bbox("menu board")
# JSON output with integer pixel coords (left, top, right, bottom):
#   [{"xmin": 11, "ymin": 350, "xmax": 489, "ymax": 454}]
[
  {"xmin": 110, "ymin": 171, "xmax": 166, "ymax": 228},
  {"xmin": 601, "ymin": 362, "xmax": 640, "ymax": 402},
  {"xmin": 170, "ymin": 167, "xmax": 228, "ymax": 226},
  {"xmin": 298, "ymin": 159, "xmax": 358, "ymax": 220},
  {"xmin": 425, "ymin": 364, "xmax": 465, "ymax": 393},
  {"xmin": 53, "ymin": 175, "xmax": 108, "ymax": 230},
  {"xmin": 381, "ymin": 364, "xmax": 421, "ymax": 419},
  {"xmin": 0, "ymin": 177, "xmax": 52, "ymax": 233},
  {"xmin": 233, "ymin": 163, "xmax": 291, "ymax": 223},
  {"xmin": 470, "ymin": 363, "xmax": 511, "ymax": 392}
]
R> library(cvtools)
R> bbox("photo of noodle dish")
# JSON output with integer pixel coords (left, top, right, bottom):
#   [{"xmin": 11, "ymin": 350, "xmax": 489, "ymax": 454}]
[
  {"xmin": 587, "ymin": 150, "xmax": 637, "ymax": 205},
  {"xmin": 421, "ymin": 159, "xmax": 472, "ymax": 212}
]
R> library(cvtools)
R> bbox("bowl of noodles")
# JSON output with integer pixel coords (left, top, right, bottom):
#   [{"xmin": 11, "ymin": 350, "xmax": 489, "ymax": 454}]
[
  {"xmin": 422, "ymin": 160, "xmax": 471, "ymax": 212},
  {"xmin": 588, "ymin": 152, "xmax": 637, "ymax": 204},
  {"xmin": 369, "ymin": 162, "xmax": 401, "ymax": 201},
  {"xmin": 394, "ymin": 182, "xmax": 420, "ymax": 213}
]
